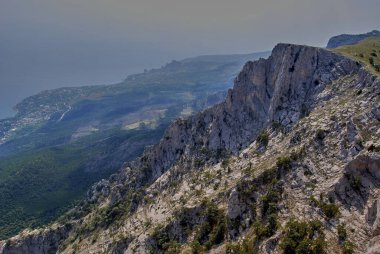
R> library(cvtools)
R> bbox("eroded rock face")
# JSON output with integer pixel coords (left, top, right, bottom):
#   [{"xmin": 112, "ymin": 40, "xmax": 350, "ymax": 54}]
[
  {"xmin": 123, "ymin": 43, "xmax": 359, "ymax": 181},
  {"xmin": 0, "ymin": 224, "xmax": 71, "ymax": 254},
  {"xmin": 335, "ymin": 155, "xmax": 380, "ymax": 209}
]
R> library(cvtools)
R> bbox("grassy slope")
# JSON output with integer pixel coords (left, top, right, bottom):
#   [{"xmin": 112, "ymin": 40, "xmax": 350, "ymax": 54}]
[
  {"xmin": 0, "ymin": 51, "xmax": 270, "ymax": 239},
  {"xmin": 333, "ymin": 37, "xmax": 380, "ymax": 76}
]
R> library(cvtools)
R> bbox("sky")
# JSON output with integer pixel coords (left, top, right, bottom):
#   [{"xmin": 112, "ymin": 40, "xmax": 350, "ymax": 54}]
[{"xmin": 0, "ymin": 0, "xmax": 379, "ymax": 118}]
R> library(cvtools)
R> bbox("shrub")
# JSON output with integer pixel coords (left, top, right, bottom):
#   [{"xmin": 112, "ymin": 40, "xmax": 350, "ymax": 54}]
[
  {"xmin": 309, "ymin": 195, "xmax": 319, "ymax": 207},
  {"xmin": 316, "ymin": 129, "xmax": 326, "ymax": 140},
  {"xmin": 300, "ymin": 104, "xmax": 310, "ymax": 118},
  {"xmin": 256, "ymin": 130, "xmax": 270, "ymax": 146},
  {"xmin": 276, "ymin": 156, "xmax": 292, "ymax": 170},
  {"xmin": 337, "ymin": 223, "xmax": 347, "ymax": 243},
  {"xmin": 267, "ymin": 214, "xmax": 278, "ymax": 235},
  {"xmin": 308, "ymin": 219, "xmax": 324, "ymax": 238},
  {"xmin": 253, "ymin": 221, "xmax": 270, "ymax": 241},
  {"xmin": 193, "ymin": 201, "xmax": 227, "ymax": 250},
  {"xmin": 369, "ymin": 57, "xmax": 375, "ymax": 65},
  {"xmin": 281, "ymin": 219, "xmax": 326, "ymax": 254},
  {"xmin": 349, "ymin": 176, "xmax": 362, "ymax": 192},
  {"xmin": 355, "ymin": 139, "xmax": 363, "ymax": 148},
  {"xmin": 342, "ymin": 240, "xmax": 355, "ymax": 254},
  {"xmin": 290, "ymin": 147, "xmax": 305, "ymax": 161},
  {"xmin": 191, "ymin": 240, "xmax": 203, "ymax": 254},
  {"xmin": 261, "ymin": 167, "xmax": 277, "ymax": 185},
  {"xmin": 151, "ymin": 224, "xmax": 170, "ymax": 251},
  {"xmin": 226, "ymin": 238, "xmax": 254, "ymax": 254},
  {"xmin": 320, "ymin": 203, "xmax": 340, "ymax": 219},
  {"xmin": 261, "ymin": 189, "xmax": 280, "ymax": 217},
  {"xmin": 271, "ymin": 121, "xmax": 283, "ymax": 130},
  {"xmin": 163, "ymin": 241, "xmax": 181, "ymax": 254}
]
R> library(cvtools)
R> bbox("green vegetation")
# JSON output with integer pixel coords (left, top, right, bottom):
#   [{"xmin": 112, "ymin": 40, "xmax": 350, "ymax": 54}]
[
  {"xmin": 253, "ymin": 184, "xmax": 281, "ymax": 241},
  {"xmin": 337, "ymin": 223, "xmax": 355, "ymax": 253},
  {"xmin": 310, "ymin": 194, "xmax": 340, "ymax": 219},
  {"xmin": 281, "ymin": 219, "xmax": 326, "ymax": 254},
  {"xmin": 316, "ymin": 129, "xmax": 326, "ymax": 140},
  {"xmin": 226, "ymin": 238, "xmax": 254, "ymax": 254},
  {"xmin": 191, "ymin": 201, "xmax": 227, "ymax": 251},
  {"xmin": 0, "ymin": 126, "xmax": 165, "ymax": 239},
  {"xmin": 151, "ymin": 200, "xmax": 227, "ymax": 253},
  {"xmin": 256, "ymin": 129, "xmax": 270, "ymax": 146},
  {"xmin": 276, "ymin": 156, "xmax": 292, "ymax": 171},
  {"xmin": 342, "ymin": 241, "xmax": 355, "ymax": 254},
  {"xmin": 151, "ymin": 224, "xmax": 181, "ymax": 254},
  {"xmin": 337, "ymin": 223, "xmax": 347, "ymax": 243},
  {"xmin": 349, "ymin": 175, "xmax": 362, "ymax": 192},
  {"xmin": 333, "ymin": 37, "xmax": 380, "ymax": 75}
]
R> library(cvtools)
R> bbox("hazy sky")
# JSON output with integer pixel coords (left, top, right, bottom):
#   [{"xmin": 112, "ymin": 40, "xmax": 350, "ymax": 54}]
[{"xmin": 0, "ymin": 0, "xmax": 379, "ymax": 118}]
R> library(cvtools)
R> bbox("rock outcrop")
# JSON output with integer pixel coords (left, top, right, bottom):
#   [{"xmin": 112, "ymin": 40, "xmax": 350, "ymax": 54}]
[{"xmin": 0, "ymin": 225, "xmax": 71, "ymax": 254}]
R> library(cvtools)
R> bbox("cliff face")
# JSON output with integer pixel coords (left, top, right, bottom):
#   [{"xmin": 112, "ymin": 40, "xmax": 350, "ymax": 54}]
[
  {"xmin": 116, "ymin": 44, "xmax": 358, "ymax": 182},
  {"xmin": 326, "ymin": 30, "xmax": 380, "ymax": 48},
  {"xmin": 0, "ymin": 225, "xmax": 71, "ymax": 254},
  {"xmin": 2, "ymin": 43, "xmax": 380, "ymax": 254}
]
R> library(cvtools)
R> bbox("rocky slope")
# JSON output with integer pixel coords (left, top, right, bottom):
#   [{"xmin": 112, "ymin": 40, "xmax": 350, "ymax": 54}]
[
  {"xmin": 327, "ymin": 30, "xmax": 380, "ymax": 48},
  {"xmin": 1, "ymin": 43, "xmax": 380, "ymax": 254},
  {"xmin": 0, "ymin": 51, "xmax": 271, "ymax": 241}
]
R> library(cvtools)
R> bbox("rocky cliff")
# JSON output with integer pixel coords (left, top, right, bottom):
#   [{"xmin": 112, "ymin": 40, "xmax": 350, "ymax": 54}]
[
  {"xmin": 327, "ymin": 30, "xmax": 380, "ymax": 48},
  {"xmin": 2, "ymin": 43, "xmax": 380, "ymax": 254}
]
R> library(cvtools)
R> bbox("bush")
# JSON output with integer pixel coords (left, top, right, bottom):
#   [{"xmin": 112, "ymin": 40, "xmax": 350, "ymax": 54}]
[
  {"xmin": 256, "ymin": 130, "xmax": 270, "ymax": 146},
  {"xmin": 281, "ymin": 219, "xmax": 326, "ymax": 254},
  {"xmin": 320, "ymin": 203, "xmax": 340, "ymax": 219},
  {"xmin": 253, "ymin": 221, "xmax": 270, "ymax": 241},
  {"xmin": 226, "ymin": 238, "xmax": 254, "ymax": 254},
  {"xmin": 369, "ymin": 57, "xmax": 375, "ymax": 65},
  {"xmin": 191, "ymin": 240, "xmax": 203, "ymax": 254},
  {"xmin": 163, "ymin": 241, "xmax": 181, "ymax": 254},
  {"xmin": 261, "ymin": 167, "xmax": 277, "ymax": 184},
  {"xmin": 316, "ymin": 129, "xmax": 326, "ymax": 140},
  {"xmin": 151, "ymin": 224, "xmax": 170, "ymax": 251},
  {"xmin": 271, "ymin": 121, "xmax": 283, "ymax": 130},
  {"xmin": 194, "ymin": 201, "xmax": 227, "ymax": 250},
  {"xmin": 337, "ymin": 223, "xmax": 347, "ymax": 243},
  {"xmin": 267, "ymin": 214, "xmax": 278, "ymax": 235},
  {"xmin": 276, "ymin": 156, "xmax": 292, "ymax": 170},
  {"xmin": 261, "ymin": 189, "xmax": 280, "ymax": 217},
  {"xmin": 342, "ymin": 240, "xmax": 355, "ymax": 254},
  {"xmin": 349, "ymin": 176, "xmax": 362, "ymax": 192},
  {"xmin": 300, "ymin": 103, "xmax": 310, "ymax": 118}
]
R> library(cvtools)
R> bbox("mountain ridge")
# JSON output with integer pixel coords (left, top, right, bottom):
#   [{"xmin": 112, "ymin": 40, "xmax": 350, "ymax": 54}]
[
  {"xmin": 327, "ymin": 30, "xmax": 380, "ymax": 48},
  {"xmin": 0, "ymin": 51, "xmax": 269, "ymax": 240},
  {"xmin": 3, "ymin": 42, "xmax": 380, "ymax": 253}
]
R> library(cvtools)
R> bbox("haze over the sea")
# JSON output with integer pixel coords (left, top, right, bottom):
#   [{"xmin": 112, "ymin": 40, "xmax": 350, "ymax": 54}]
[{"xmin": 1, "ymin": 0, "xmax": 379, "ymax": 118}]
